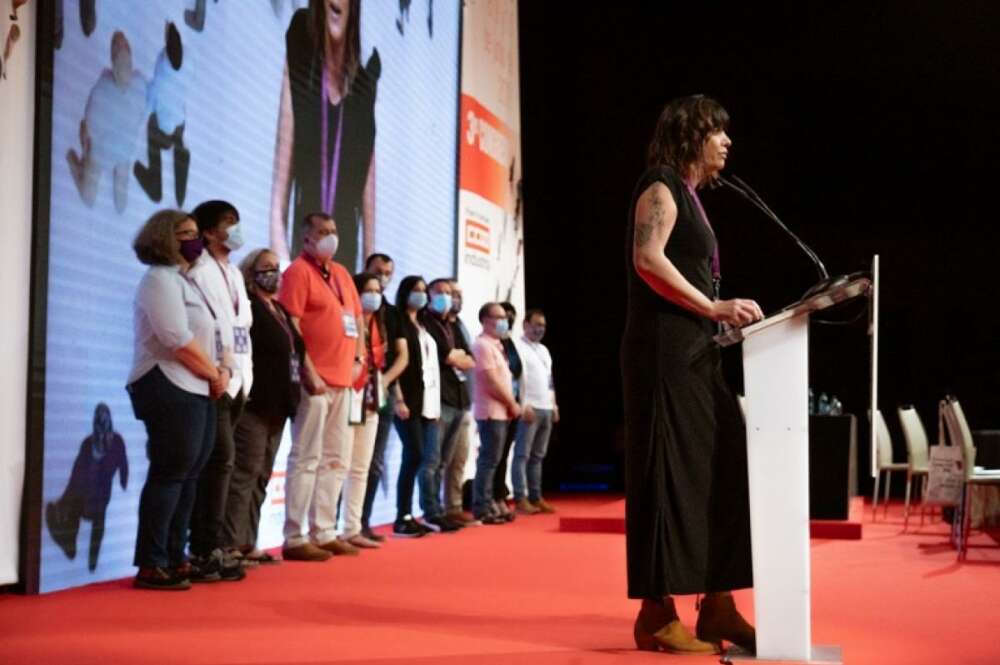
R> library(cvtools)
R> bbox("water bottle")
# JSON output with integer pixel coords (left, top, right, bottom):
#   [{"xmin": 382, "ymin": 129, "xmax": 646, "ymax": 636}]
[
  {"xmin": 818, "ymin": 392, "xmax": 830, "ymax": 416},
  {"xmin": 830, "ymin": 396, "xmax": 843, "ymax": 416}
]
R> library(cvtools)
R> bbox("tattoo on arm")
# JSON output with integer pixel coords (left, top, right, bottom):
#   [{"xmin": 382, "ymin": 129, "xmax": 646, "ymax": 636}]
[{"xmin": 634, "ymin": 192, "xmax": 664, "ymax": 248}]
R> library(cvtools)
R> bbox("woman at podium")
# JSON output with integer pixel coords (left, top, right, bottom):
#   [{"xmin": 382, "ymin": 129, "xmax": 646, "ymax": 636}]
[{"xmin": 622, "ymin": 95, "xmax": 763, "ymax": 655}]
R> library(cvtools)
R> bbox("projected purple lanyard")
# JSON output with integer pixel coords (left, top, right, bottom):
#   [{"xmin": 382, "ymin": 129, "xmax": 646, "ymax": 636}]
[
  {"xmin": 321, "ymin": 65, "xmax": 346, "ymax": 214},
  {"xmin": 685, "ymin": 182, "xmax": 722, "ymax": 299}
]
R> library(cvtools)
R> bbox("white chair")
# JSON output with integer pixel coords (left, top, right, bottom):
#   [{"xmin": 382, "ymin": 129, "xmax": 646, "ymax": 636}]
[
  {"xmin": 872, "ymin": 410, "xmax": 908, "ymax": 520},
  {"xmin": 896, "ymin": 406, "xmax": 931, "ymax": 528},
  {"xmin": 940, "ymin": 397, "xmax": 1000, "ymax": 560}
]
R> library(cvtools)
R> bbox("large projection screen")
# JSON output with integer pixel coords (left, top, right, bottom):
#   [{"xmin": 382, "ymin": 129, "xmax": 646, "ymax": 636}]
[{"xmin": 37, "ymin": 0, "xmax": 459, "ymax": 593}]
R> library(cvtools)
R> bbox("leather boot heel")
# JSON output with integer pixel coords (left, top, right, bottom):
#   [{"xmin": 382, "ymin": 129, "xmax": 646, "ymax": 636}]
[
  {"xmin": 633, "ymin": 618, "xmax": 660, "ymax": 651},
  {"xmin": 696, "ymin": 592, "xmax": 756, "ymax": 654}
]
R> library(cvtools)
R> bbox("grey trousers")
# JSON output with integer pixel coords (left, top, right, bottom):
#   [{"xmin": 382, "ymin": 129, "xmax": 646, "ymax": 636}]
[{"xmin": 223, "ymin": 409, "xmax": 287, "ymax": 550}]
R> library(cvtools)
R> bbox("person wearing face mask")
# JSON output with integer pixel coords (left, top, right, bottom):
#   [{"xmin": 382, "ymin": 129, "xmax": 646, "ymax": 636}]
[
  {"xmin": 186, "ymin": 200, "xmax": 253, "ymax": 581},
  {"xmin": 491, "ymin": 302, "xmax": 523, "ymax": 521},
  {"xmin": 419, "ymin": 279, "xmax": 475, "ymax": 532},
  {"xmin": 442, "ymin": 281, "xmax": 478, "ymax": 524},
  {"xmin": 358, "ymin": 253, "xmax": 408, "ymax": 541},
  {"xmin": 512, "ymin": 309, "xmax": 559, "ymax": 515},
  {"xmin": 337, "ymin": 272, "xmax": 399, "ymax": 547},
  {"xmin": 388, "ymin": 276, "xmax": 441, "ymax": 537},
  {"xmin": 278, "ymin": 212, "xmax": 366, "ymax": 560},
  {"xmin": 127, "ymin": 210, "xmax": 230, "ymax": 590},
  {"xmin": 221, "ymin": 249, "xmax": 305, "ymax": 564},
  {"xmin": 471, "ymin": 303, "xmax": 521, "ymax": 524}
]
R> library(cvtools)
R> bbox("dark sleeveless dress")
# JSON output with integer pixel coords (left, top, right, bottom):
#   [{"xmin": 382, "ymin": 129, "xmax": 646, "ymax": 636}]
[
  {"xmin": 285, "ymin": 9, "xmax": 379, "ymax": 270},
  {"xmin": 621, "ymin": 165, "xmax": 753, "ymax": 598}
]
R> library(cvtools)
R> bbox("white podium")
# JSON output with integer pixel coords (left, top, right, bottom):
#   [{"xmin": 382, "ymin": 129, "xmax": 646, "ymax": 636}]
[{"xmin": 716, "ymin": 276, "xmax": 871, "ymax": 664}]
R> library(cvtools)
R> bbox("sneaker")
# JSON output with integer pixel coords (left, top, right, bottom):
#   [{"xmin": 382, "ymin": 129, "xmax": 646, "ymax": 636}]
[
  {"xmin": 360, "ymin": 527, "xmax": 387, "ymax": 543},
  {"xmin": 477, "ymin": 513, "xmax": 506, "ymax": 525},
  {"xmin": 282, "ymin": 542, "xmax": 333, "ymax": 562},
  {"xmin": 187, "ymin": 553, "xmax": 222, "ymax": 583},
  {"xmin": 345, "ymin": 534, "xmax": 382, "ymax": 549},
  {"xmin": 425, "ymin": 515, "xmax": 462, "ymax": 533},
  {"xmin": 393, "ymin": 516, "xmax": 427, "ymax": 538},
  {"xmin": 134, "ymin": 566, "xmax": 191, "ymax": 591},
  {"xmin": 318, "ymin": 539, "xmax": 360, "ymax": 556},
  {"xmin": 210, "ymin": 548, "xmax": 246, "ymax": 581},
  {"xmin": 532, "ymin": 498, "xmax": 557, "ymax": 514},
  {"xmin": 516, "ymin": 498, "xmax": 541, "ymax": 515}
]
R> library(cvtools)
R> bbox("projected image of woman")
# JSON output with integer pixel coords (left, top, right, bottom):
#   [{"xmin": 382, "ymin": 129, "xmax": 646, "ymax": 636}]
[
  {"xmin": 622, "ymin": 95, "xmax": 763, "ymax": 655},
  {"xmin": 270, "ymin": 0, "xmax": 379, "ymax": 270}
]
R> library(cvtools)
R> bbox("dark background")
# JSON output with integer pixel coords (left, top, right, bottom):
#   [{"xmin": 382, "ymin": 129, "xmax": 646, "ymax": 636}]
[{"xmin": 518, "ymin": 2, "xmax": 1000, "ymax": 495}]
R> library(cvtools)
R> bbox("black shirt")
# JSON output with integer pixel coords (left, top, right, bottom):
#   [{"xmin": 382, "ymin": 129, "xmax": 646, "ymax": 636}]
[
  {"xmin": 423, "ymin": 312, "xmax": 471, "ymax": 410},
  {"xmin": 386, "ymin": 305, "xmax": 426, "ymax": 415},
  {"xmin": 502, "ymin": 337, "xmax": 523, "ymax": 401},
  {"xmin": 245, "ymin": 295, "xmax": 306, "ymax": 421}
]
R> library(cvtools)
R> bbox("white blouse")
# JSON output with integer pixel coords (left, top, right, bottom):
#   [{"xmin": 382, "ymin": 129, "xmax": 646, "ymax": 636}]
[
  {"xmin": 418, "ymin": 324, "xmax": 441, "ymax": 419},
  {"xmin": 128, "ymin": 265, "xmax": 217, "ymax": 396}
]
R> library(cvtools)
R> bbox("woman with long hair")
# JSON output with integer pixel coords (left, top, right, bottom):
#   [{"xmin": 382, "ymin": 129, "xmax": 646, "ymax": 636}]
[
  {"xmin": 269, "ymin": 0, "xmax": 379, "ymax": 269},
  {"xmin": 622, "ymin": 95, "xmax": 763, "ymax": 654}
]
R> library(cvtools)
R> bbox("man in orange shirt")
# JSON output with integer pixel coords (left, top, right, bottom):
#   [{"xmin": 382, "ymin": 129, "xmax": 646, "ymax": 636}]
[{"xmin": 278, "ymin": 213, "xmax": 366, "ymax": 561}]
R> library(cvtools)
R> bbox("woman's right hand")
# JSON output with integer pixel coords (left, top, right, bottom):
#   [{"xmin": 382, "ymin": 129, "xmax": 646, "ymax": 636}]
[
  {"xmin": 710, "ymin": 299, "xmax": 764, "ymax": 327},
  {"xmin": 394, "ymin": 400, "xmax": 411, "ymax": 421}
]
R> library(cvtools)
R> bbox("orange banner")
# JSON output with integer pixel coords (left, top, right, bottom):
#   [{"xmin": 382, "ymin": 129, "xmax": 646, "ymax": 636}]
[{"xmin": 460, "ymin": 94, "xmax": 514, "ymax": 208}]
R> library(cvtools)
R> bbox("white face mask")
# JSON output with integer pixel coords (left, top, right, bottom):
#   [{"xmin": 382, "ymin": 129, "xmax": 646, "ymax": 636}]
[
  {"xmin": 222, "ymin": 223, "xmax": 244, "ymax": 252},
  {"xmin": 311, "ymin": 233, "xmax": 339, "ymax": 260}
]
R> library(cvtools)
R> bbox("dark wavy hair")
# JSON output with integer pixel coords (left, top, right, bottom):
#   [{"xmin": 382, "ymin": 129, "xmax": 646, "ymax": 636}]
[
  {"xmin": 647, "ymin": 95, "xmax": 729, "ymax": 176},
  {"xmin": 308, "ymin": 0, "xmax": 361, "ymax": 93}
]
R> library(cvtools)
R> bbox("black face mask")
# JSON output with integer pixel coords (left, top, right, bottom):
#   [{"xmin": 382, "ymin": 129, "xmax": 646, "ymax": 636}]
[{"xmin": 254, "ymin": 269, "xmax": 280, "ymax": 294}]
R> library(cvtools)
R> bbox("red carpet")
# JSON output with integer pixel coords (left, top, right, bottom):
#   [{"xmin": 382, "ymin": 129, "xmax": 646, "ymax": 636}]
[{"xmin": 1, "ymin": 495, "xmax": 998, "ymax": 665}]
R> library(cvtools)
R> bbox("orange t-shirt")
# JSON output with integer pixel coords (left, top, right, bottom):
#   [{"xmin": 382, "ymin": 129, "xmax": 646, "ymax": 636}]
[{"xmin": 279, "ymin": 255, "xmax": 362, "ymax": 388}]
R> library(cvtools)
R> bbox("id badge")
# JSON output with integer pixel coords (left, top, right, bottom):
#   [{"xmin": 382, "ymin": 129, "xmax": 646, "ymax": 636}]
[
  {"xmin": 233, "ymin": 326, "xmax": 250, "ymax": 354},
  {"xmin": 453, "ymin": 366, "xmax": 467, "ymax": 383},
  {"xmin": 289, "ymin": 352, "xmax": 301, "ymax": 384},
  {"xmin": 214, "ymin": 329, "xmax": 224, "ymax": 357},
  {"xmin": 343, "ymin": 313, "xmax": 359, "ymax": 338}
]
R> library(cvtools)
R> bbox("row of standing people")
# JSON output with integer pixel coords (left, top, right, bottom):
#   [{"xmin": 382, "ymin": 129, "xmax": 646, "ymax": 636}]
[{"xmin": 127, "ymin": 204, "xmax": 557, "ymax": 590}]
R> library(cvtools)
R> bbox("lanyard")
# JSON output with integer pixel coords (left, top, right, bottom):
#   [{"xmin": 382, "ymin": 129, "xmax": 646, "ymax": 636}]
[
  {"xmin": 308, "ymin": 256, "xmax": 345, "ymax": 306},
  {"xmin": 184, "ymin": 274, "xmax": 217, "ymax": 320},
  {"xmin": 213, "ymin": 257, "xmax": 239, "ymax": 316},
  {"xmin": 685, "ymin": 182, "xmax": 722, "ymax": 283},
  {"xmin": 265, "ymin": 298, "xmax": 295, "ymax": 350},
  {"xmin": 321, "ymin": 65, "xmax": 346, "ymax": 214}
]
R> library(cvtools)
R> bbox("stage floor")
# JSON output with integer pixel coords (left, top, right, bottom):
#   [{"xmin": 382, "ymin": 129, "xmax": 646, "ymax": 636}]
[{"xmin": 1, "ymin": 495, "xmax": 998, "ymax": 665}]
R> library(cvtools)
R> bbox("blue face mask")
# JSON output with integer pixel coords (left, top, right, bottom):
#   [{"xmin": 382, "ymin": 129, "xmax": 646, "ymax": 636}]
[
  {"xmin": 361, "ymin": 292, "xmax": 382, "ymax": 313},
  {"xmin": 429, "ymin": 293, "xmax": 453, "ymax": 315},
  {"xmin": 494, "ymin": 319, "xmax": 510, "ymax": 337},
  {"xmin": 407, "ymin": 291, "xmax": 428, "ymax": 310}
]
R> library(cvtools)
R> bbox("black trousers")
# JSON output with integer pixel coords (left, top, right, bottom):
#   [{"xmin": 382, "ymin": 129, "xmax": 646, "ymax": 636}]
[
  {"xmin": 190, "ymin": 392, "xmax": 245, "ymax": 556},
  {"xmin": 360, "ymin": 403, "xmax": 393, "ymax": 530}
]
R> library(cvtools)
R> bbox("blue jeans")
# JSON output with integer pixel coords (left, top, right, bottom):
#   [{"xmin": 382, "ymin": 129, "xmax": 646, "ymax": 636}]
[
  {"xmin": 394, "ymin": 415, "xmax": 438, "ymax": 522},
  {"xmin": 513, "ymin": 409, "xmax": 554, "ymax": 502},
  {"xmin": 419, "ymin": 404, "xmax": 464, "ymax": 518},
  {"xmin": 128, "ymin": 366, "xmax": 216, "ymax": 568},
  {"xmin": 472, "ymin": 419, "xmax": 509, "ymax": 517}
]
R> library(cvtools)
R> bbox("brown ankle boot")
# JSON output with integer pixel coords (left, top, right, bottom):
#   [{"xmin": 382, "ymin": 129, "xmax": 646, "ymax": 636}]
[
  {"xmin": 696, "ymin": 592, "xmax": 756, "ymax": 653},
  {"xmin": 634, "ymin": 598, "xmax": 720, "ymax": 655}
]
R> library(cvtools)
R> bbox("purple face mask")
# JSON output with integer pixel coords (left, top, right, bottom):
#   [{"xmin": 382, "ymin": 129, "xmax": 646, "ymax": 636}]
[{"xmin": 179, "ymin": 237, "xmax": 204, "ymax": 263}]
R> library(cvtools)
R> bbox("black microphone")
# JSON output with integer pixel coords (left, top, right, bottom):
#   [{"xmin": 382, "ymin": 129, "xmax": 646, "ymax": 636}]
[{"xmin": 718, "ymin": 174, "xmax": 841, "ymax": 297}]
